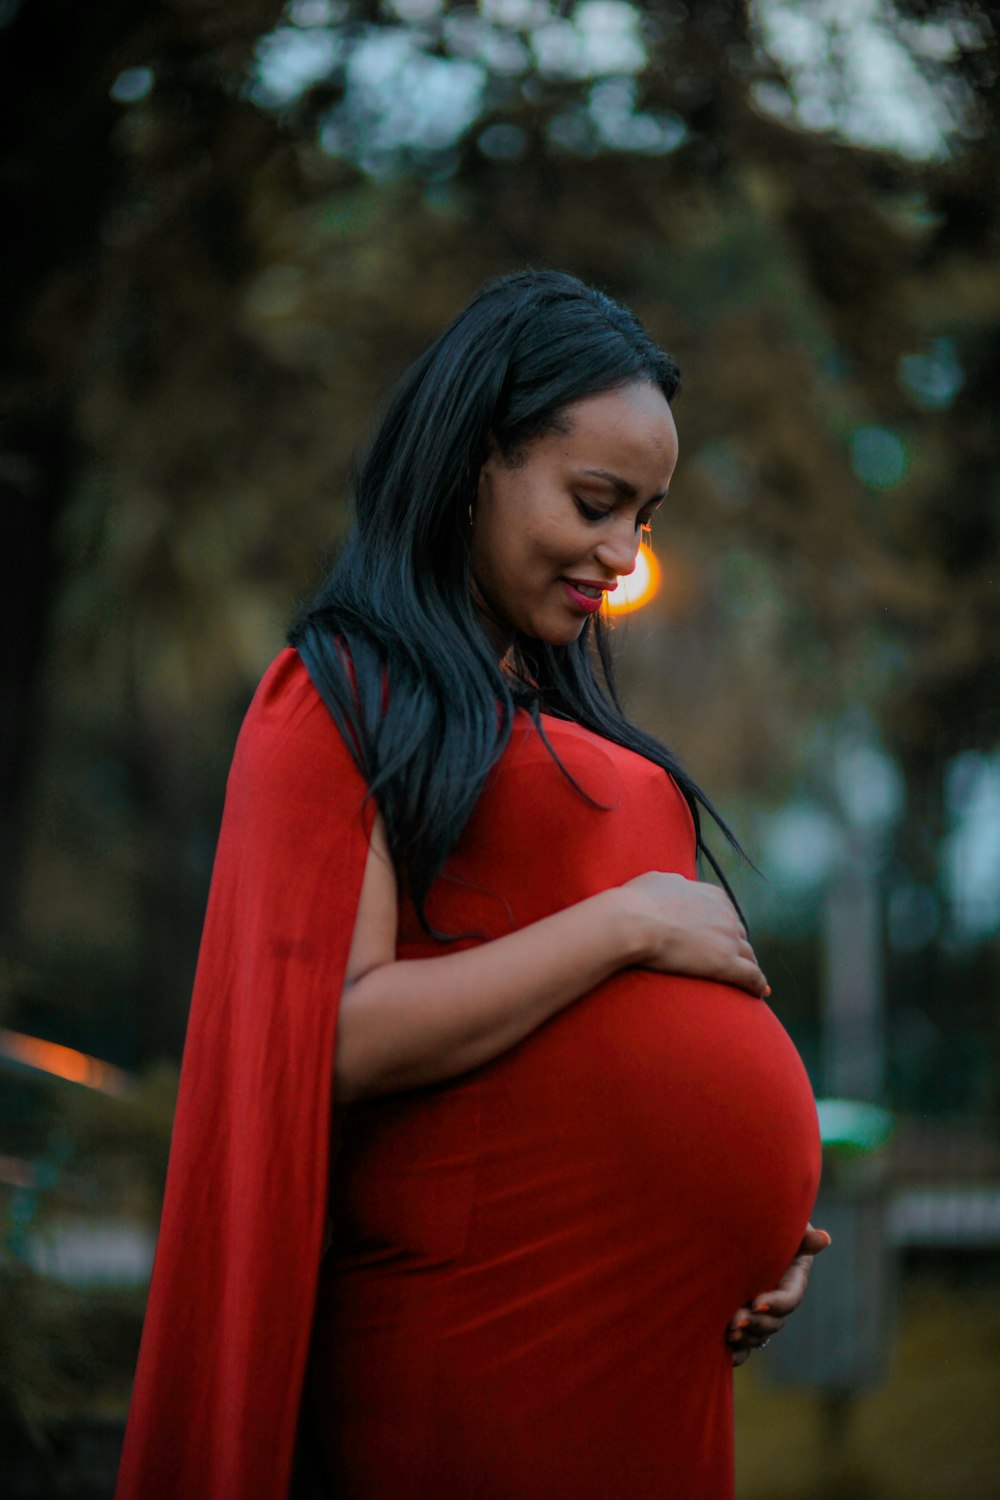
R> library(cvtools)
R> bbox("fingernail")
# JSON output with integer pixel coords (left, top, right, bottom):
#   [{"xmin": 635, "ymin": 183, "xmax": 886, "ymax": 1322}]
[
  {"xmin": 753, "ymin": 1302, "xmax": 771, "ymax": 1314},
  {"xmin": 729, "ymin": 1329, "xmax": 743, "ymax": 1341},
  {"xmin": 818, "ymin": 1231, "xmax": 832, "ymax": 1246},
  {"xmin": 733, "ymin": 1317, "xmax": 750, "ymax": 1329},
  {"xmin": 763, "ymin": 985, "xmax": 772, "ymax": 997}
]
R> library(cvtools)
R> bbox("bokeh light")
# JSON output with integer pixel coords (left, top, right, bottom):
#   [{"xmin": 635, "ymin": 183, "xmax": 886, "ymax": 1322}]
[
  {"xmin": 604, "ymin": 543, "xmax": 660, "ymax": 615},
  {"xmin": 0, "ymin": 1029, "xmax": 131, "ymax": 1097}
]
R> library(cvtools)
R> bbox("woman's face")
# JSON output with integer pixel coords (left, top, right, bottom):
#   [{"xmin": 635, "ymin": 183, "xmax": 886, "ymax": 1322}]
[{"xmin": 471, "ymin": 380, "xmax": 678, "ymax": 648}]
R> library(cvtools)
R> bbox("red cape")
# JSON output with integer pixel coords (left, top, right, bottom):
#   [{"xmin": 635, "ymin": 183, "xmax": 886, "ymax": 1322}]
[{"xmin": 116, "ymin": 649, "xmax": 371, "ymax": 1499}]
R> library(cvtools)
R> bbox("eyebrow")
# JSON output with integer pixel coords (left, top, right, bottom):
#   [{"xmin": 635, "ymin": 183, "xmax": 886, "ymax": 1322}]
[{"xmin": 580, "ymin": 469, "xmax": 667, "ymax": 506}]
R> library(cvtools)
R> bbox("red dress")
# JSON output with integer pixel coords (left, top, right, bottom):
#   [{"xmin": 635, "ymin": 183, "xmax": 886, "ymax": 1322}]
[
  {"xmin": 116, "ymin": 652, "xmax": 820, "ymax": 1500},
  {"xmin": 304, "ymin": 711, "xmax": 822, "ymax": 1498}
]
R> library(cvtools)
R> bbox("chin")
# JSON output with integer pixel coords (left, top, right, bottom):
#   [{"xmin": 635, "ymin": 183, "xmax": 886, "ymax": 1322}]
[{"xmin": 525, "ymin": 618, "xmax": 588, "ymax": 646}]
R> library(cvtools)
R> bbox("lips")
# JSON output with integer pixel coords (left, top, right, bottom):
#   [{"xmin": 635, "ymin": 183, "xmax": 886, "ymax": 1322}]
[
  {"xmin": 561, "ymin": 578, "xmax": 611, "ymax": 614},
  {"xmin": 562, "ymin": 577, "xmax": 612, "ymax": 599}
]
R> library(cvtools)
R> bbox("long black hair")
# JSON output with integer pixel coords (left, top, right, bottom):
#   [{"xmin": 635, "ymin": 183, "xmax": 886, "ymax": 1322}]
[{"xmin": 291, "ymin": 269, "xmax": 743, "ymax": 927}]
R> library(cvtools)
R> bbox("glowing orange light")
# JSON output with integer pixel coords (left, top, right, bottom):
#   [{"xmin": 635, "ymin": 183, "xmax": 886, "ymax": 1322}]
[
  {"xmin": 0, "ymin": 1029, "xmax": 131, "ymax": 1097},
  {"xmin": 604, "ymin": 544, "xmax": 661, "ymax": 616}
]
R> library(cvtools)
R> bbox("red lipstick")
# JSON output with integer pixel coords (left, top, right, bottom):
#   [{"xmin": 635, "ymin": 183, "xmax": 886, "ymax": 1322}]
[{"xmin": 561, "ymin": 578, "xmax": 610, "ymax": 614}]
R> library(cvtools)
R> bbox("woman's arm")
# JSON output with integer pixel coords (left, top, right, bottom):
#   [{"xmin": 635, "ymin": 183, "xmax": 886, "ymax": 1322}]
[{"xmin": 335, "ymin": 812, "xmax": 766, "ymax": 1102}]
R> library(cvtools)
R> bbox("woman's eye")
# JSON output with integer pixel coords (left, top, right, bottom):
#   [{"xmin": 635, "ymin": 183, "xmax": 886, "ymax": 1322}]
[{"xmin": 575, "ymin": 498, "xmax": 608, "ymax": 523}]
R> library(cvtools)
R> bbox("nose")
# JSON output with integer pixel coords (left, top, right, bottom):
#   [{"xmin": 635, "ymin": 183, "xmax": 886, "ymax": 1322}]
[{"xmin": 594, "ymin": 520, "xmax": 641, "ymax": 580}]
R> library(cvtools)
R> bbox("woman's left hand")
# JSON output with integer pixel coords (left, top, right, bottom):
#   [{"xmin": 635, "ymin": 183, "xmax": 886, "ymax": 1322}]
[{"xmin": 726, "ymin": 1225, "xmax": 832, "ymax": 1367}]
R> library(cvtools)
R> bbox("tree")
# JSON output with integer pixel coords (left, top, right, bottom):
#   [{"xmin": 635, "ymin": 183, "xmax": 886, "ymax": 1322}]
[{"xmin": 1, "ymin": 0, "xmax": 997, "ymax": 1067}]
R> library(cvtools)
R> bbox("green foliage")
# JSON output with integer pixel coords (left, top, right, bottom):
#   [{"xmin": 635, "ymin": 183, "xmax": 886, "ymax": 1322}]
[
  {"xmin": 1, "ymin": 0, "xmax": 997, "ymax": 1075},
  {"xmin": 0, "ymin": 1067, "xmax": 176, "ymax": 1443},
  {"xmin": 0, "ymin": 1260, "xmax": 142, "ymax": 1446}
]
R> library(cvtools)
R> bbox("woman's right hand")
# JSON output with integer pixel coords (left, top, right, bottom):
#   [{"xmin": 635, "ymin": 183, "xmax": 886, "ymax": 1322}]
[{"xmin": 618, "ymin": 872, "xmax": 768, "ymax": 997}]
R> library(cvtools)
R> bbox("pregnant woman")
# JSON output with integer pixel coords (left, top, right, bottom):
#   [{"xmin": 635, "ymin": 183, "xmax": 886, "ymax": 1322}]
[{"xmin": 117, "ymin": 270, "xmax": 827, "ymax": 1500}]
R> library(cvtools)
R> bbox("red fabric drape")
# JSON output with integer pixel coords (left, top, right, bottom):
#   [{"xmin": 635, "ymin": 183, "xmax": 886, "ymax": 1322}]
[{"xmin": 116, "ymin": 649, "xmax": 371, "ymax": 1500}]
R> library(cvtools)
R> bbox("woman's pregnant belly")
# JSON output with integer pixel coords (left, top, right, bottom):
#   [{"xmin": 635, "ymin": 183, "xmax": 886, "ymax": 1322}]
[
  {"xmin": 315, "ymin": 973, "xmax": 821, "ymax": 1499},
  {"xmin": 329, "ymin": 967, "xmax": 820, "ymax": 1341},
  {"xmin": 468, "ymin": 968, "xmax": 820, "ymax": 1312}
]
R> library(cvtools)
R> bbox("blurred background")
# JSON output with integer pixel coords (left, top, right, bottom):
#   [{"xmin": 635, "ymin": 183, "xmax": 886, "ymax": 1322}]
[{"xmin": 2, "ymin": 0, "xmax": 999, "ymax": 1494}]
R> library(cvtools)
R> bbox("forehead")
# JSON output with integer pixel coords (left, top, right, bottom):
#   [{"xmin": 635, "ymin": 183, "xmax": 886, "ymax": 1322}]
[{"xmin": 554, "ymin": 382, "xmax": 678, "ymax": 475}]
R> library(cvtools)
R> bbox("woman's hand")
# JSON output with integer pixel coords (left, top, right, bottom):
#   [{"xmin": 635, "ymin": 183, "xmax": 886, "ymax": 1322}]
[
  {"xmin": 726, "ymin": 1226, "xmax": 832, "ymax": 1366},
  {"xmin": 619, "ymin": 872, "xmax": 769, "ymax": 998}
]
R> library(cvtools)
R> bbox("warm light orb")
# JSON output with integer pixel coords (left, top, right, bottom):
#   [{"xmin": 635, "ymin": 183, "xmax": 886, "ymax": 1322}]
[
  {"xmin": 604, "ymin": 544, "xmax": 661, "ymax": 616},
  {"xmin": 0, "ymin": 1028, "xmax": 132, "ymax": 1097}
]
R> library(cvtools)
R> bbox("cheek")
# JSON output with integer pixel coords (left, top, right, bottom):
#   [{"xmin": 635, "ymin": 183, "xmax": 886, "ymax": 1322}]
[
  {"xmin": 485, "ymin": 510, "xmax": 553, "ymax": 578},
  {"xmin": 516, "ymin": 527, "xmax": 574, "ymax": 588},
  {"xmin": 476, "ymin": 472, "xmax": 581, "ymax": 589}
]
